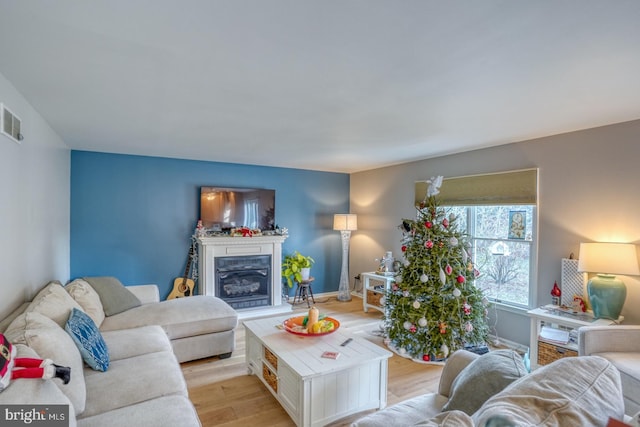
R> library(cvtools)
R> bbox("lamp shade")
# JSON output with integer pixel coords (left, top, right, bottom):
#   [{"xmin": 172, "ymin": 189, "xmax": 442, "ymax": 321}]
[
  {"xmin": 577, "ymin": 243, "xmax": 640, "ymax": 275},
  {"xmin": 333, "ymin": 214, "xmax": 357, "ymax": 231}
]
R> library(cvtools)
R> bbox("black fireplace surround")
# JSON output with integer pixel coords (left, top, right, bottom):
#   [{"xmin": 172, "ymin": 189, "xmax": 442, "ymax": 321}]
[{"xmin": 215, "ymin": 255, "xmax": 272, "ymax": 310}]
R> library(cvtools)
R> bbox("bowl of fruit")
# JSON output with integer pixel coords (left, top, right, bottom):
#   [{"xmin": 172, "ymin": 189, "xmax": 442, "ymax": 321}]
[{"xmin": 283, "ymin": 307, "xmax": 340, "ymax": 336}]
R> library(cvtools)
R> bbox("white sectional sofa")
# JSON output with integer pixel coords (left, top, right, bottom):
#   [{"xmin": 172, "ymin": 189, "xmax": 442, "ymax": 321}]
[{"xmin": 0, "ymin": 278, "xmax": 239, "ymax": 427}]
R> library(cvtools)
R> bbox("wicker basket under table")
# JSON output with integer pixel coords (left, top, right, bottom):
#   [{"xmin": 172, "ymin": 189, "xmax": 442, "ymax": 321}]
[{"xmin": 537, "ymin": 341, "xmax": 578, "ymax": 366}]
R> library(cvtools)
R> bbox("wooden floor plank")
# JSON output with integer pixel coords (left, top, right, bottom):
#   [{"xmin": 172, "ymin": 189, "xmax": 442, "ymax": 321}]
[{"xmin": 183, "ymin": 297, "xmax": 443, "ymax": 426}]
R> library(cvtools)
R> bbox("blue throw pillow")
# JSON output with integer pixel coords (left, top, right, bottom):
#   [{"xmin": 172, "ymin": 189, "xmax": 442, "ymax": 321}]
[{"xmin": 65, "ymin": 308, "xmax": 109, "ymax": 371}]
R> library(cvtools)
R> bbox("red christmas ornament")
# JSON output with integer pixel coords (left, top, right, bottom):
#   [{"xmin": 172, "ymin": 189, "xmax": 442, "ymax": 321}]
[
  {"xmin": 463, "ymin": 303, "xmax": 472, "ymax": 315},
  {"xmin": 456, "ymin": 275, "xmax": 465, "ymax": 283},
  {"xmin": 445, "ymin": 264, "xmax": 453, "ymax": 275},
  {"xmin": 401, "ymin": 245, "xmax": 407, "ymax": 252},
  {"xmin": 442, "ymin": 218, "xmax": 449, "ymax": 228},
  {"xmin": 425, "ymin": 240, "xmax": 434, "ymax": 249},
  {"xmin": 409, "ymin": 325, "xmax": 417, "ymax": 333},
  {"xmin": 425, "ymin": 221, "xmax": 433, "ymax": 229},
  {"xmin": 551, "ymin": 281, "xmax": 561, "ymax": 297},
  {"xmin": 423, "ymin": 354, "xmax": 430, "ymax": 362}
]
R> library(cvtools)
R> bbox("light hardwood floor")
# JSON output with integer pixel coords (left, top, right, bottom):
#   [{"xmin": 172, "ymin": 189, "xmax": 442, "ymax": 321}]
[{"xmin": 181, "ymin": 296, "xmax": 444, "ymax": 427}]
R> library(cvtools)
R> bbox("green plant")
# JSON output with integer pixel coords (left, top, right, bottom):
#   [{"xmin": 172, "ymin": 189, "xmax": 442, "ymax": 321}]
[{"xmin": 282, "ymin": 251, "xmax": 315, "ymax": 288}]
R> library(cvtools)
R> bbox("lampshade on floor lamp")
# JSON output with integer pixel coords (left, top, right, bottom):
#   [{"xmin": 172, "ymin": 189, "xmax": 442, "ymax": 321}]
[
  {"xmin": 577, "ymin": 242, "xmax": 639, "ymax": 320},
  {"xmin": 334, "ymin": 214, "xmax": 357, "ymax": 302}
]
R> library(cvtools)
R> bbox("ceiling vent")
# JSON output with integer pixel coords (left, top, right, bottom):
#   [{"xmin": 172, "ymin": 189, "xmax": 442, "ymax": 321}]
[{"xmin": 1, "ymin": 103, "xmax": 23, "ymax": 143}]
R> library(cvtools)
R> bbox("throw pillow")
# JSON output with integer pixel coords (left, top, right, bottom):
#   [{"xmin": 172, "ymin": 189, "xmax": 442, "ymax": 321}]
[
  {"xmin": 4, "ymin": 311, "xmax": 87, "ymax": 415},
  {"xmin": 472, "ymin": 356, "xmax": 625, "ymax": 426},
  {"xmin": 82, "ymin": 276, "xmax": 141, "ymax": 316},
  {"xmin": 25, "ymin": 281, "xmax": 84, "ymax": 327},
  {"xmin": 65, "ymin": 308, "xmax": 109, "ymax": 372},
  {"xmin": 65, "ymin": 279, "xmax": 105, "ymax": 327},
  {"xmin": 441, "ymin": 349, "xmax": 527, "ymax": 415}
]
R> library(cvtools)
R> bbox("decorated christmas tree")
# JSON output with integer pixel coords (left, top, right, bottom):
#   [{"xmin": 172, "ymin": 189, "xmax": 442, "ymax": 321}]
[{"xmin": 383, "ymin": 176, "xmax": 489, "ymax": 362}]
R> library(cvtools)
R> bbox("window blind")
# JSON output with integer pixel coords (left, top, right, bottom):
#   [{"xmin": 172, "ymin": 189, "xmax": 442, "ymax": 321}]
[{"xmin": 415, "ymin": 168, "xmax": 538, "ymax": 206}]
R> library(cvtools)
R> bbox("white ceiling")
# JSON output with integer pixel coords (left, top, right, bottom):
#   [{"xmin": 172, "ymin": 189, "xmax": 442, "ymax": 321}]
[{"xmin": 1, "ymin": 1, "xmax": 640, "ymax": 173}]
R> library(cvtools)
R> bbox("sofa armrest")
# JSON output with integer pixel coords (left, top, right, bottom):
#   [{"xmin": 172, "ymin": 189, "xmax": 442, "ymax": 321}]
[
  {"xmin": 578, "ymin": 325, "xmax": 640, "ymax": 355},
  {"xmin": 437, "ymin": 349, "xmax": 480, "ymax": 398},
  {"xmin": 128, "ymin": 284, "xmax": 160, "ymax": 304}
]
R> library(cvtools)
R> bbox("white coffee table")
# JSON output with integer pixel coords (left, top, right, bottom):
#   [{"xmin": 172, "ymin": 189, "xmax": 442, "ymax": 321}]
[{"xmin": 244, "ymin": 315, "xmax": 392, "ymax": 427}]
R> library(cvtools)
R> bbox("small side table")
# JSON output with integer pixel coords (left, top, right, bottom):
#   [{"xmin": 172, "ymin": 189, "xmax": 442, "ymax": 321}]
[
  {"xmin": 293, "ymin": 277, "xmax": 315, "ymax": 308},
  {"xmin": 527, "ymin": 306, "xmax": 622, "ymax": 370},
  {"xmin": 362, "ymin": 272, "xmax": 395, "ymax": 313}
]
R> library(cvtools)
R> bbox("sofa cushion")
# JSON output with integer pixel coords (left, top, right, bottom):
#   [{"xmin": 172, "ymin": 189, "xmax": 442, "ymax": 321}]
[
  {"xmin": 65, "ymin": 308, "xmax": 109, "ymax": 372},
  {"xmin": 66, "ymin": 279, "xmax": 105, "ymax": 327},
  {"xmin": 4, "ymin": 312, "xmax": 86, "ymax": 415},
  {"xmin": 0, "ymin": 344, "xmax": 77, "ymax": 427},
  {"xmin": 412, "ymin": 410, "xmax": 474, "ymax": 427},
  {"xmin": 76, "ymin": 394, "xmax": 200, "ymax": 427},
  {"xmin": 101, "ymin": 325, "xmax": 173, "ymax": 361},
  {"xmin": 100, "ymin": 296, "xmax": 237, "ymax": 340},
  {"xmin": 82, "ymin": 277, "xmax": 141, "ymax": 316},
  {"xmin": 25, "ymin": 281, "xmax": 84, "ymax": 327},
  {"xmin": 81, "ymin": 350, "xmax": 188, "ymax": 418},
  {"xmin": 441, "ymin": 349, "xmax": 527, "ymax": 415},
  {"xmin": 472, "ymin": 356, "xmax": 625, "ymax": 427},
  {"xmin": 350, "ymin": 393, "xmax": 449, "ymax": 427}
]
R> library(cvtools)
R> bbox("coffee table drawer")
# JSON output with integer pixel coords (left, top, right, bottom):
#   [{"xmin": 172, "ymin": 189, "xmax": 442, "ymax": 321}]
[
  {"xmin": 262, "ymin": 362, "xmax": 278, "ymax": 393},
  {"xmin": 264, "ymin": 346, "xmax": 278, "ymax": 370}
]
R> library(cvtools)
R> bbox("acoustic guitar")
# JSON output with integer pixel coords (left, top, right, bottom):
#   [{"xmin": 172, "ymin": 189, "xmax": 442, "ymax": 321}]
[{"xmin": 168, "ymin": 245, "xmax": 195, "ymax": 299}]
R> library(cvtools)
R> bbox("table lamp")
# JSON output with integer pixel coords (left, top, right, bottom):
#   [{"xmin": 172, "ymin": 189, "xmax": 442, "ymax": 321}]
[
  {"xmin": 577, "ymin": 242, "xmax": 639, "ymax": 320},
  {"xmin": 334, "ymin": 214, "xmax": 357, "ymax": 302}
]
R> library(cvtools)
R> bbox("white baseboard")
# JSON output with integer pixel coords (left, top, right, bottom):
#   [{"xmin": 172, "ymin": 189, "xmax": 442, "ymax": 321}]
[{"xmin": 488, "ymin": 334, "xmax": 529, "ymax": 355}]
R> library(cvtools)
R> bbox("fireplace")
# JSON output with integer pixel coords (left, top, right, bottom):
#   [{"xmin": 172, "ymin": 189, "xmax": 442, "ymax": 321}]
[
  {"xmin": 197, "ymin": 234, "xmax": 291, "ymax": 319},
  {"xmin": 216, "ymin": 255, "xmax": 271, "ymax": 310}
]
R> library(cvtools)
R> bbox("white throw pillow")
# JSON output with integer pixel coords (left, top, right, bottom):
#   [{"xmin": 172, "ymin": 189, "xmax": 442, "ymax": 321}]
[
  {"xmin": 66, "ymin": 279, "xmax": 105, "ymax": 327},
  {"xmin": 4, "ymin": 311, "xmax": 86, "ymax": 415},
  {"xmin": 26, "ymin": 281, "xmax": 84, "ymax": 327}
]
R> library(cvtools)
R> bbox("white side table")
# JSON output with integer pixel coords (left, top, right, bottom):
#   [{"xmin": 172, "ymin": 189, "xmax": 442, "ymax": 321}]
[
  {"xmin": 527, "ymin": 306, "xmax": 622, "ymax": 370},
  {"xmin": 362, "ymin": 272, "xmax": 395, "ymax": 313}
]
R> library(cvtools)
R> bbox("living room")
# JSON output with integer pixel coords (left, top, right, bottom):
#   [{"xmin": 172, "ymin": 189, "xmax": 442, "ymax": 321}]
[{"xmin": 1, "ymin": 2, "xmax": 640, "ymax": 426}]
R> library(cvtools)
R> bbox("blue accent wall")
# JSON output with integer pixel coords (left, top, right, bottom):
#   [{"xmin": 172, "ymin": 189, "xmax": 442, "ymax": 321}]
[{"xmin": 70, "ymin": 151, "xmax": 350, "ymax": 299}]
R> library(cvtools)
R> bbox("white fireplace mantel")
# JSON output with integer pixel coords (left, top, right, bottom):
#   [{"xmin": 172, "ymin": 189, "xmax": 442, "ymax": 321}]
[{"xmin": 196, "ymin": 235, "xmax": 291, "ymax": 318}]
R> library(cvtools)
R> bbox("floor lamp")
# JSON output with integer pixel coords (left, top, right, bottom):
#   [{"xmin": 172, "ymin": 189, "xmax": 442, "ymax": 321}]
[{"xmin": 334, "ymin": 214, "xmax": 357, "ymax": 302}]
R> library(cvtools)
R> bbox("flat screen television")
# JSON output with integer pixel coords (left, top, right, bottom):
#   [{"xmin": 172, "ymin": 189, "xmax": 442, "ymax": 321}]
[{"xmin": 200, "ymin": 187, "xmax": 275, "ymax": 231}]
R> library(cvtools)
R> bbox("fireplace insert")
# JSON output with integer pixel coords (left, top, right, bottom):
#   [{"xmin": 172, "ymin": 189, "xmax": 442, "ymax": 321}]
[{"xmin": 215, "ymin": 255, "xmax": 272, "ymax": 309}]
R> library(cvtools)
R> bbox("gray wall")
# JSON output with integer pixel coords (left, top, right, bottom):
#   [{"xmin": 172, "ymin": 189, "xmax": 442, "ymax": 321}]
[
  {"xmin": 0, "ymin": 71, "xmax": 70, "ymax": 316},
  {"xmin": 350, "ymin": 120, "xmax": 640, "ymax": 346}
]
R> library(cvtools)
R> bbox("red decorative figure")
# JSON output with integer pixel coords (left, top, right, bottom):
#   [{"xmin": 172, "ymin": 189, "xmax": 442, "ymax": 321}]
[
  {"xmin": 551, "ymin": 281, "xmax": 561, "ymax": 297},
  {"xmin": 573, "ymin": 296, "xmax": 586, "ymax": 313},
  {"xmin": 551, "ymin": 281, "xmax": 562, "ymax": 305},
  {"xmin": 1, "ymin": 334, "xmax": 71, "ymax": 392}
]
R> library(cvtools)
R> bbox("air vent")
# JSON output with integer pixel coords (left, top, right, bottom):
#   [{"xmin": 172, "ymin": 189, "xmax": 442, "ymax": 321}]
[{"xmin": 1, "ymin": 103, "xmax": 23, "ymax": 143}]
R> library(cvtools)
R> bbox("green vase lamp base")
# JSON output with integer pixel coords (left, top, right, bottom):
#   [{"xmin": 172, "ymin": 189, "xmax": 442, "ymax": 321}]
[{"xmin": 587, "ymin": 274, "xmax": 626, "ymax": 321}]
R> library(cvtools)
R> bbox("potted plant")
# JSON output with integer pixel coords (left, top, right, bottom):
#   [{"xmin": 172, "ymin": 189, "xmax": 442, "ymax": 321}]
[{"xmin": 282, "ymin": 251, "xmax": 315, "ymax": 288}]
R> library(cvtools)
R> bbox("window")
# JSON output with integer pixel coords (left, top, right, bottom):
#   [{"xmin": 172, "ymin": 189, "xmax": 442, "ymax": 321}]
[
  {"xmin": 416, "ymin": 169, "xmax": 538, "ymax": 309},
  {"xmin": 446, "ymin": 205, "xmax": 536, "ymax": 307}
]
